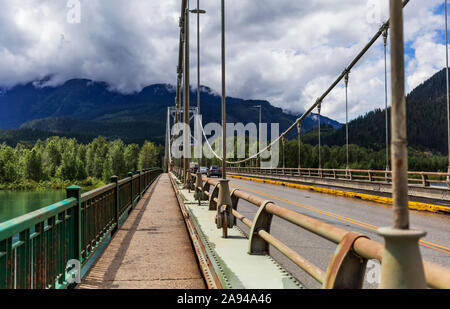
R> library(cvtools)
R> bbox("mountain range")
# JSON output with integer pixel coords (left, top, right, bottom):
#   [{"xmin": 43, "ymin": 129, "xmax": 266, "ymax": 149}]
[
  {"xmin": 0, "ymin": 79, "xmax": 341, "ymax": 145},
  {"xmin": 3, "ymin": 67, "xmax": 445, "ymax": 153}
]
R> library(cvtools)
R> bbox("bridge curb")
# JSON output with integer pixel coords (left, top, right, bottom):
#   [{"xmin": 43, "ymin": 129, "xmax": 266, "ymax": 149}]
[{"xmin": 168, "ymin": 173, "xmax": 223, "ymax": 289}]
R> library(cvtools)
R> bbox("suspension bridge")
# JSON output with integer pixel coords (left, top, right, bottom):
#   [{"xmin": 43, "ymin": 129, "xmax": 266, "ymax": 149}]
[{"xmin": 2, "ymin": 0, "xmax": 450, "ymax": 290}]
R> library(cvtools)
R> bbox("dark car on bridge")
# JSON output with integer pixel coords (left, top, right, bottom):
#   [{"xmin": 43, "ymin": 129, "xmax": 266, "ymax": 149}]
[{"xmin": 207, "ymin": 166, "xmax": 222, "ymax": 178}]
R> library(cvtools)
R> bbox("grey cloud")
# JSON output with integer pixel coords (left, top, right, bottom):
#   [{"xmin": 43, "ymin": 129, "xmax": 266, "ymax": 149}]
[{"xmin": 0, "ymin": 0, "xmax": 445, "ymax": 123}]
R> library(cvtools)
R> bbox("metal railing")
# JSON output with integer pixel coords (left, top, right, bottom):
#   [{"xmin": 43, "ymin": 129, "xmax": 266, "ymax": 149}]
[
  {"xmin": 0, "ymin": 168, "xmax": 162, "ymax": 289},
  {"xmin": 175, "ymin": 169, "xmax": 450, "ymax": 289},
  {"xmin": 228, "ymin": 167, "xmax": 450, "ymax": 188}
]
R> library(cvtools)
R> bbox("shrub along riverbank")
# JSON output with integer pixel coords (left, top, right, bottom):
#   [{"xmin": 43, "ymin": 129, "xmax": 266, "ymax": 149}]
[{"xmin": 0, "ymin": 177, "xmax": 105, "ymax": 191}]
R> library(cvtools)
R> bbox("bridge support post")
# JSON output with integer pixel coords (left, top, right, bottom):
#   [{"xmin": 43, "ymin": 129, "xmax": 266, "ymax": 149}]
[
  {"xmin": 190, "ymin": 173, "xmax": 196, "ymax": 191},
  {"xmin": 378, "ymin": 228, "xmax": 426, "ymax": 288},
  {"xmin": 128, "ymin": 172, "xmax": 134, "ymax": 209},
  {"xmin": 202, "ymin": 181, "xmax": 210, "ymax": 201},
  {"xmin": 248, "ymin": 201, "xmax": 273, "ymax": 255},
  {"xmin": 215, "ymin": 179, "xmax": 234, "ymax": 238},
  {"xmin": 111, "ymin": 176, "xmax": 119, "ymax": 233},
  {"xmin": 194, "ymin": 172, "xmax": 203, "ymax": 205},
  {"xmin": 66, "ymin": 185, "xmax": 82, "ymax": 263},
  {"xmin": 137, "ymin": 170, "xmax": 141, "ymax": 199},
  {"xmin": 184, "ymin": 171, "xmax": 191, "ymax": 192},
  {"xmin": 209, "ymin": 183, "xmax": 219, "ymax": 210},
  {"xmin": 421, "ymin": 174, "xmax": 430, "ymax": 187}
]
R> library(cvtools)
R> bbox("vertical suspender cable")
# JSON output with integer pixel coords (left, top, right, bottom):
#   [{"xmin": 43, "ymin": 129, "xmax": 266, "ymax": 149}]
[
  {"xmin": 221, "ymin": 0, "xmax": 227, "ymax": 179},
  {"xmin": 204, "ymin": 0, "xmax": 411, "ymax": 167},
  {"xmin": 165, "ymin": 108, "xmax": 169, "ymax": 171},
  {"xmin": 384, "ymin": 28, "xmax": 390, "ymax": 171},
  {"xmin": 318, "ymin": 101, "xmax": 322, "ymax": 169},
  {"xmin": 345, "ymin": 72, "xmax": 349, "ymax": 170},
  {"xmin": 197, "ymin": 0, "xmax": 202, "ymax": 168},
  {"xmin": 297, "ymin": 122, "xmax": 301, "ymax": 169},
  {"xmin": 446, "ymin": 0, "xmax": 450, "ymax": 177},
  {"xmin": 259, "ymin": 106, "xmax": 262, "ymax": 168}
]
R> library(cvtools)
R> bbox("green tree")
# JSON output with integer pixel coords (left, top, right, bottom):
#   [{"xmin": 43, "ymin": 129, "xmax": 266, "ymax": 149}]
[
  {"xmin": 0, "ymin": 144, "xmax": 19, "ymax": 183},
  {"xmin": 102, "ymin": 154, "xmax": 113, "ymax": 183},
  {"xmin": 109, "ymin": 140, "xmax": 127, "ymax": 178},
  {"xmin": 124, "ymin": 144, "xmax": 140, "ymax": 173},
  {"xmin": 138, "ymin": 141, "xmax": 157, "ymax": 170},
  {"xmin": 25, "ymin": 149, "xmax": 43, "ymax": 181}
]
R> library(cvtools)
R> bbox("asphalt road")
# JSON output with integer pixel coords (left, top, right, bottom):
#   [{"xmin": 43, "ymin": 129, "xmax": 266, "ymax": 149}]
[{"xmin": 227, "ymin": 177, "xmax": 450, "ymax": 289}]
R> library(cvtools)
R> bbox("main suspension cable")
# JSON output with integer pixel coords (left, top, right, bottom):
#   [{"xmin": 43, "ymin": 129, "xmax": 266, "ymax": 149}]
[{"xmin": 172, "ymin": 0, "xmax": 410, "ymax": 166}]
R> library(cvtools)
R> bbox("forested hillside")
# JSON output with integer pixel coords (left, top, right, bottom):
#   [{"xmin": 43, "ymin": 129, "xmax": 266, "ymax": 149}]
[{"xmin": 306, "ymin": 68, "xmax": 449, "ymax": 154}]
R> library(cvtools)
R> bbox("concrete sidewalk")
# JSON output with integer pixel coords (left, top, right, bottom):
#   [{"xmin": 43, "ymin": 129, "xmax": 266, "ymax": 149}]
[{"xmin": 77, "ymin": 174, "xmax": 206, "ymax": 289}]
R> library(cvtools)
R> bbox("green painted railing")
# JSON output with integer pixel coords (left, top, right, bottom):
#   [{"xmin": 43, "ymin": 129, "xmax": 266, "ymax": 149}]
[{"xmin": 0, "ymin": 168, "xmax": 162, "ymax": 289}]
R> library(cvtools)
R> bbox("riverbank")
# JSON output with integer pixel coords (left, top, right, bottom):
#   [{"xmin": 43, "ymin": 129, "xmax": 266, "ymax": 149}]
[{"xmin": 0, "ymin": 177, "xmax": 106, "ymax": 192}]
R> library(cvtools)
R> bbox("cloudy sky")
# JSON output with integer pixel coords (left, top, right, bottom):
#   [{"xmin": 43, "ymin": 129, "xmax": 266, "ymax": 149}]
[{"xmin": 0, "ymin": 0, "xmax": 447, "ymax": 123}]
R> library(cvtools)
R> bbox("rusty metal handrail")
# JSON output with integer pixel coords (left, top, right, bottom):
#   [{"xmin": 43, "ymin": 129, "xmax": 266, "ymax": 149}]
[{"xmin": 190, "ymin": 174, "xmax": 450, "ymax": 289}]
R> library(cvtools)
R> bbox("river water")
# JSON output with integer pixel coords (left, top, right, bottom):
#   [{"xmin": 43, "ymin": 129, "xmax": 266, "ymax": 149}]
[{"xmin": 0, "ymin": 190, "xmax": 66, "ymax": 223}]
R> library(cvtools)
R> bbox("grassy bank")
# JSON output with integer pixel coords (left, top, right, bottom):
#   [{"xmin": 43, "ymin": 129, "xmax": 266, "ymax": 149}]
[{"xmin": 0, "ymin": 177, "xmax": 106, "ymax": 192}]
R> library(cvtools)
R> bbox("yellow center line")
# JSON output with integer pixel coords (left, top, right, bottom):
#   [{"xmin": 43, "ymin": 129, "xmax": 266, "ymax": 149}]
[
  {"xmin": 233, "ymin": 182, "xmax": 450, "ymax": 255},
  {"xmin": 228, "ymin": 174, "xmax": 450, "ymax": 215}
]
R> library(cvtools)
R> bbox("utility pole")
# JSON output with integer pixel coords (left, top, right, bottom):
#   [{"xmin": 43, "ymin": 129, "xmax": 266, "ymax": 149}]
[
  {"xmin": 183, "ymin": 2, "xmax": 190, "ymax": 185},
  {"xmin": 190, "ymin": 1, "xmax": 206, "ymax": 168},
  {"xmin": 175, "ymin": 2, "xmax": 185, "ymax": 172},
  {"xmin": 217, "ymin": 0, "xmax": 233, "ymax": 240},
  {"xmin": 191, "ymin": 2, "xmax": 206, "ymax": 200}
]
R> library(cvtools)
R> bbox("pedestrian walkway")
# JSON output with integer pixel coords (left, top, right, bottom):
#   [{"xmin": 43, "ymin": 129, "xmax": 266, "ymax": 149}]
[{"xmin": 77, "ymin": 174, "xmax": 206, "ymax": 289}]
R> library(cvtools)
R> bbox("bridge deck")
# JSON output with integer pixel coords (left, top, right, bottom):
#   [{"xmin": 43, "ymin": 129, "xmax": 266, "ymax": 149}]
[{"xmin": 77, "ymin": 174, "xmax": 205, "ymax": 289}]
